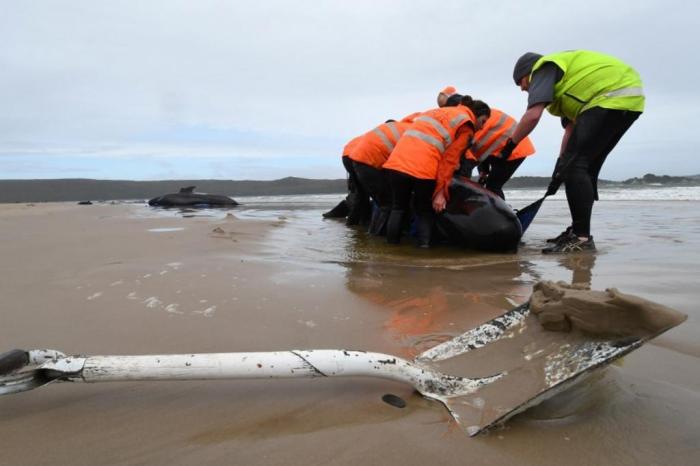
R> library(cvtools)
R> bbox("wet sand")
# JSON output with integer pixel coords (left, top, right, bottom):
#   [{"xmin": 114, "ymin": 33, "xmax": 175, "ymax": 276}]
[{"xmin": 1, "ymin": 199, "xmax": 699, "ymax": 465}]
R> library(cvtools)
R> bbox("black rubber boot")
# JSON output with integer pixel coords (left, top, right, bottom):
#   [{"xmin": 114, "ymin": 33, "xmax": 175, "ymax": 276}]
[
  {"xmin": 415, "ymin": 214, "xmax": 435, "ymax": 248},
  {"xmin": 368, "ymin": 206, "xmax": 391, "ymax": 236},
  {"xmin": 386, "ymin": 209, "xmax": 405, "ymax": 244},
  {"xmin": 367, "ymin": 206, "xmax": 380, "ymax": 234},
  {"xmin": 345, "ymin": 192, "xmax": 361, "ymax": 226},
  {"xmin": 346, "ymin": 198, "xmax": 370, "ymax": 226},
  {"xmin": 322, "ymin": 199, "xmax": 349, "ymax": 218}
]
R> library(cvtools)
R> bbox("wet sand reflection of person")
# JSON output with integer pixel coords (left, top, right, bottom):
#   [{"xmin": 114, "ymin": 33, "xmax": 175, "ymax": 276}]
[{"xmin": 559, "ymin": 253, "xmax": 597, "ymax": 288}]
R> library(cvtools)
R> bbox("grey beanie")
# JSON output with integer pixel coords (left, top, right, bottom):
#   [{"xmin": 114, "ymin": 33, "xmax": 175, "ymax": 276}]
[{"xmin": 513, "ymin": 52, "xmax": 543, "ymax": 84}]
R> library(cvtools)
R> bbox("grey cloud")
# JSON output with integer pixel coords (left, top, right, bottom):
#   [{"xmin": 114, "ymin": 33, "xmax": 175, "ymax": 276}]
[{"xmin": 0, "ymin": 0, "xmax": 697, "ymax": 179}]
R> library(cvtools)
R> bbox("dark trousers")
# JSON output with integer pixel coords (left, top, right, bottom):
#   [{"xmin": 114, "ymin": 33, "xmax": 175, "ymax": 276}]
[
  {"xmin": 354, "ymin": 162, "xmax": 392, "ymax": 235},
  {"xmin": 386, "ymin": 169, "xmax": 436, "ymax": 245},
  {"xmin": 353, "ymin": 161, "xmax": 390, "ymax": 208},
  {"xmin": 561, "ymin": 107, "xmax": 641, "ymax": 237},
  {"xmin": 342, "ymin": 155, "xmax": 357, "ymax": 192},
  {"xmin": 342, "ymin": 156, "xmax": 370, "ymax": 225},
  {"xmin": 484, "ymin": 156, "xmax": 525, "ymax": 200}
]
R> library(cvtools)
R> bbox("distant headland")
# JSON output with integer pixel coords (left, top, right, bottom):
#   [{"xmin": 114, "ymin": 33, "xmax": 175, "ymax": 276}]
[{"xmin": 0, "ymin": 174, "xmax": 698, "ymax": 203}]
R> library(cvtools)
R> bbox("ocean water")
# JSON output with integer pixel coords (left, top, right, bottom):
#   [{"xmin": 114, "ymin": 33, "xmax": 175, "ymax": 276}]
[
  {"xmin": 138, "ymin": 186, "xmax": 700, "ymax": 272},
  {"xmin": 233, "ymin": 185, "xmax": 700, "ymax": 206},
  {"xmin": 504, "ymin": 186, "xmax": 700, "ymax": 201}
]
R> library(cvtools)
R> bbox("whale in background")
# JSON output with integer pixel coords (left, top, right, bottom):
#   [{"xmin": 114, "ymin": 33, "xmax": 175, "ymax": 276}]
[{"xmin": 148, "ymin": 186, "xmax": 239, "ymax": 208}]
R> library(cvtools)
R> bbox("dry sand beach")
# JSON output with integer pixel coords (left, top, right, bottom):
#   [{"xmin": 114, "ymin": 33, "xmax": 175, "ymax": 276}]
[{"xmin": 1, "ymin": 195, "xmax": 699, "ymax": 465}]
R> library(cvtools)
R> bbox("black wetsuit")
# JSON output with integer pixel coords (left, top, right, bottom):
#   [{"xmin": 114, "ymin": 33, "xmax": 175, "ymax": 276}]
[{"xmin": 560, "ymin": 107, "xmax": 640, "ymax": 236}]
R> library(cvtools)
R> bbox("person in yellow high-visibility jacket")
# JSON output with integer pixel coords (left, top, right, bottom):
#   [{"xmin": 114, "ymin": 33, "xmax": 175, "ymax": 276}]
[{"xmin": 508, "ymin": 50, "xmax": 644, "ymax": 254}]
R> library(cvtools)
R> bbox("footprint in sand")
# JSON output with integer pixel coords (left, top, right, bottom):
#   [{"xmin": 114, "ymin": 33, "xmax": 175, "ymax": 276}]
[
  {"xmin": 211, "ymin": 227, "xmax": 239, "ymax": 242},
  {"xmin": 297, "ymin": 319, "xmax": 317, "ymax": 328},
  {"xmin": 143, "ymin": 297, "xmax": 162, "ymax": 308},
  {"xmin": 193, "ymin": 306, "xmax": 216, "ymax": 317},
  {"xmin": 164, "ymin": 303, "xmax": 183, "ymax": 315}
]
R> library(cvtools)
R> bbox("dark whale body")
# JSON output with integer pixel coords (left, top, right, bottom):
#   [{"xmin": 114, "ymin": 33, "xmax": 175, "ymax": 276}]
[
  {"xmin": 436, "ymin": 178, "xmax": 522, "ymax": 252},
  {"xmin": 148, "ymin": 186, "xmax": 239, "ymax": 208}
]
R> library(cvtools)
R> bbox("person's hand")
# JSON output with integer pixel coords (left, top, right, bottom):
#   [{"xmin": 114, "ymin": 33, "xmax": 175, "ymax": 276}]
[
  {"xmin": 477, "ymin": 159, "xmax": 491, "ymax": 186},
  {"xmin": 455, "ymin": 157, "xmax": 476, "ymax": 179},
  {"xmin": 497, "ymin": 138, "xmax": 517, "ymax": 159},
  {"xmin": 546, "ymin": 157, "xmax": 564, "ymax": 196},
  {"xmin": 432, "ymin": 191, "xmax": 447, "ymax": 213},
  {"xmin": 546, "ymin": 170, "xmax": 564, "ymax": 196}
]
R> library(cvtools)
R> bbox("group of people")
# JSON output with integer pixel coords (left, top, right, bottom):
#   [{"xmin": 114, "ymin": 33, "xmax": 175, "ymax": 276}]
[{"xmin": 338, "ymin": 50, "xmax": 645, "ymax": 253}]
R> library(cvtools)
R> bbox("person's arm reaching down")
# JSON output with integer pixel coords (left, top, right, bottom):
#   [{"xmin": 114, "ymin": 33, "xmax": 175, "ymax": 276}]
[
  {"xmin": 433, "ymin": 125, "xmax": 474, "ymax": 212},
  {"xmin": 509, "ymin": 103, "xmax": 546, "ymax": 144}
]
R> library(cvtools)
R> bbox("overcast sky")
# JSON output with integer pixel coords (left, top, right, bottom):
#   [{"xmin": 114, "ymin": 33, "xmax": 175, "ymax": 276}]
[{"xmin": 0, "ymin": 1, "xmax": 696, "ymax": 180}]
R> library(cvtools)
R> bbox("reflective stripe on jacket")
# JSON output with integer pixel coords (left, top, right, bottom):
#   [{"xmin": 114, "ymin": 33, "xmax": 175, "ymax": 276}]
[
  {"xmin": 348, "ymin": 121, "xmax": 413, "ymax": 169},
  {"xmin": 383, "ymin": 105, "xmax": 476, "ymax": 197},
  {"xmin": 400, "ymin": 111, "xmax": 422, "ymax": 123},
  {"xmin": 468, "ymin": 108, "xmax": 535, "ymax": 162},
  {"xmin": 532, "ymin": 50, "xmax": 645, "ymax": 120}
]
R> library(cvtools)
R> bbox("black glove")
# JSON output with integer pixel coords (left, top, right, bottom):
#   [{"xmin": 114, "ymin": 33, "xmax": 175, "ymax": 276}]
[
  {"xmin": 455, "ymin": 157, "xmax": 476, "ymax": 179},
  {"xmin": 545, "ymin": 178, "xmax": 560, "ymax": 196},
  {"xmin": 497, "ymin": 138, "xmax": 517, "ymax": 159},
  {"xmin": 546, "ymin": 158, "xmax": 564, "ymax": 196},
  {"xmin": 477, "ymin": 160, "xmax": 491, "ymax": 186}
]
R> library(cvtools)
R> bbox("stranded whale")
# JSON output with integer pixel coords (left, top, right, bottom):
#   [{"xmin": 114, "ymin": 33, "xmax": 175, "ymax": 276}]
[
  {"xmin": 325, "ymin": 178, "xmax": 523, "ymax": 252},
  {"xmin": 435, "ymin": 178, "xmax": 522, "ymax": 252},
  {"xmin": 148, "ymin": 186, "xmax": 239, "ymax": 208}
]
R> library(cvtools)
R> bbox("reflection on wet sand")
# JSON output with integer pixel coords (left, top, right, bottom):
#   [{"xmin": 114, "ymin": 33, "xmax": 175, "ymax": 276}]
[
  {"xmin": 559, "ymin": 253, "xmax": 597, "ymax": 287},
  {"xmin": 344, "ymin": 259, "xmax": 534, "ymax": 357}
]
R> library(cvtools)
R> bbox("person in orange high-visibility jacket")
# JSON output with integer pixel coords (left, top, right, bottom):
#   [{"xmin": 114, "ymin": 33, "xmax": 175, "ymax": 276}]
[
  {"xmin": 440, "ymin": 90, "xmax": 536, "ymax": 200},
  {"xmin": 347, "ymin": 113, "xmax": 416, "ymax": 235},
  {"xmin": 437, "ymin": 86, "xmax": 457, "ymax": 107},
  {"xmin": 383, "ymin": 96, "xmax": 491, "ymax": 247}
]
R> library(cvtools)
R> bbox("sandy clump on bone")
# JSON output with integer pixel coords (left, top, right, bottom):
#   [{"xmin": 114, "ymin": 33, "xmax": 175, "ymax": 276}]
[{"xmin": 530, "ymin": 281, "xmax": 686, "ymax": 339}]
